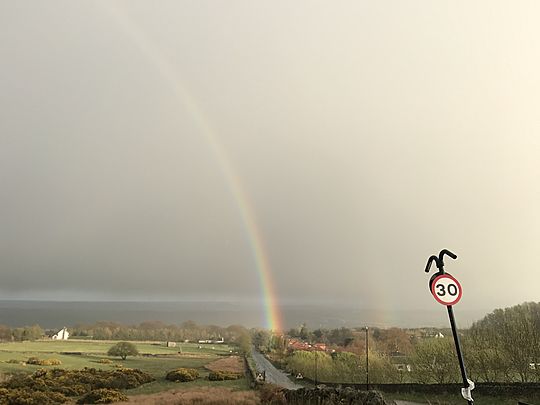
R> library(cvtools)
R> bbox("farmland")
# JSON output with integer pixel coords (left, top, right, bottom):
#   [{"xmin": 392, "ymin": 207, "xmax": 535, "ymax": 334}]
[
  {"xmin": 0, "ymin": 339, "xmax": 234, "ymax": 356},
  {"xmin": 0, "ymin": 339, "xmax": 250, "ymax": 397}
]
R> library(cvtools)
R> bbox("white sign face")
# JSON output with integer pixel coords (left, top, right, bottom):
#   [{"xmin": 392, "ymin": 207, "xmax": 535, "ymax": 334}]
[{"xmin": 431, "ymin": 274, "xmax": 462, "ymax": 306}]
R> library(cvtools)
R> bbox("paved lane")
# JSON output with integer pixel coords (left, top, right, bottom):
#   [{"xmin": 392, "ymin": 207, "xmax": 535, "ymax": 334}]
[{"xmin": 251, "ymin": 348, "xmax": 302, "ymax": 390}]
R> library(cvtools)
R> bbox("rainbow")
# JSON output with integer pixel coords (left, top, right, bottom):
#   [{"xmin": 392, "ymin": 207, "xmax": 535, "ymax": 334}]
[{"xmin": 97, "ymin": 3, "xmax": 283, "ymax": 331}]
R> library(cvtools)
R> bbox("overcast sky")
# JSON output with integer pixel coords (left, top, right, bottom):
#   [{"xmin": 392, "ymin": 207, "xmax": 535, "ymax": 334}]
[{"xmin": 1, "ymin": 1, "xmax": 540, "ymax": 314}]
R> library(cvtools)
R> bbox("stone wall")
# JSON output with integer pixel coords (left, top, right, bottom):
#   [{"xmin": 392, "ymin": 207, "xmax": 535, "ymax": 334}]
[{"xmin": 283, "ymin": 387, "xmax": 388, "ymax": 405}]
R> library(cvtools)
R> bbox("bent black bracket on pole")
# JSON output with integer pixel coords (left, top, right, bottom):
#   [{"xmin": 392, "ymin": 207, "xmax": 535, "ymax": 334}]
[
  {"xmin": 425, "ymin": 249, "xmax": 457, "ymax": 274},
  {"xmin": 425, "ymin": 255, "xmax": 440, "ymax": 273},
  {"xmin": 439, "ymin": 249, "xmax": 457, "ymax": 267}
]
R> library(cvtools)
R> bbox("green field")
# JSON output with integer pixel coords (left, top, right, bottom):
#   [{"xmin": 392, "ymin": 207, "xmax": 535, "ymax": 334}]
[
  {"xmin": 0, "ymin": 339, "xmax": 234, "ymax": 356},
  {"xmin": 0, "ymin": 340, "xmax": 250, "ymax": 396}
]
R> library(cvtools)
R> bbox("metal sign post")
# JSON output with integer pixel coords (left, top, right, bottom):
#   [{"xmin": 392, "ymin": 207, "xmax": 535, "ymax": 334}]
[{"xmin": 425, "ymin": 249, "xmax": 474, "ymax": 404}]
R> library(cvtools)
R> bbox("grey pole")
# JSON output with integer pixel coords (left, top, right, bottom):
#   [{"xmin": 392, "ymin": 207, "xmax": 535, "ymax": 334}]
[
  {"xmin": 315, "ymin": 352, "xmax": 318, "ymax": 386},
  {"xmin": 365, "ymin": 326, "xmax": 369, "ymax": 391}
]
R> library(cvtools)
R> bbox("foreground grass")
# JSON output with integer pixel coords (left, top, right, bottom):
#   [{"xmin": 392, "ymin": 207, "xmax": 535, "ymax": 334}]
[
  {"xmin": 118, "ymin": 387, "xmax": 260, "ymax": 404},
  {"xmin": 385, "ymin": 391, "xmax": 540, "ymax": 404}
]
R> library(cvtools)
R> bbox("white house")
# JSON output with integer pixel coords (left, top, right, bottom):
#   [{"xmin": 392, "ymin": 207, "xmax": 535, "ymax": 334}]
[{"xmin": 52, "ymin": 327, "xmax": 69, "ymax": 340}]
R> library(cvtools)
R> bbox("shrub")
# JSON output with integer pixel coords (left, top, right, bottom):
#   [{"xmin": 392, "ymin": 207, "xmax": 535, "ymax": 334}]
[
  {"xmin": 0, "ymin": 367, "xmax": 154, "ymax": 404},
  {"xmin": 101, "ymin": 368, "xmax": 155, "ymax": 389},
  {"xmin": 6, "ymin": 359, "xmax": 20, "ymax": 364},
  {"xmin": 59, "ymin": 383, "xmax": 88, "ymax": 396},
  {"xmin": 208, "ymin": 370, "xmax": 242, "ymax": 381},
  {"xmin": 2, "ymin": 367, "xmax": 154, "ymax": 397},
  {"xmin": 165, "ymin": 368, "xmax": 200, "ymax": 382},
  {"xmin": 42, "ymin": 358, "xmax": 62, "ymax": 366},
  {"xmin": 26, "ymin": 357, "xmax": 41, "ymax": 365},
  {"xmin": 77, "ymin": 388, "xmax": 128, "ymax": 404},
  {"xmin": 98, "ymin": 358, "xmax": 113, "ymax": 364},
  {"xmin": 0, "ymin": 387, "xmax": 68, "ymax": 404},
  {"xmin": 26, "ymin": 357, "xmax": 62, "ymax": 366}
]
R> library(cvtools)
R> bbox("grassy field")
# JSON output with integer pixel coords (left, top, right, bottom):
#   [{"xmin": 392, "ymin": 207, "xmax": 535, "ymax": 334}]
[
  {"xmin": 0, "ymin": 340, "xmax": 250, "ymax": 397},
  {"xmin": 0, "ymin": 339, "xmax": 234, "ymax": 356}
]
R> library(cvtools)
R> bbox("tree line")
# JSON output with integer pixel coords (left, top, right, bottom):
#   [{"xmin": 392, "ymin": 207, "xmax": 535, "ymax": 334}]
[
  {"xmin": 0, "ymin": 325, "xmax": 43, "ymax": 341},
  {"xmin": 0, "ymin": 321, "xmax": 251, "ymax": 345},
  {"xmin": 259, "ymin": 302, "xmax": 540, "ymax": 384},
  {"xmin": 70, "ymin": 320, "xmax": 249, "ymax": 343}
]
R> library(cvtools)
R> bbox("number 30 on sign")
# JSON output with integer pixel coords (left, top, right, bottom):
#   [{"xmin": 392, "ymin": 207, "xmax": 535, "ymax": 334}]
[{"xmin": 431, "ymin": 274, "xmax": 463, "ymax": 306}]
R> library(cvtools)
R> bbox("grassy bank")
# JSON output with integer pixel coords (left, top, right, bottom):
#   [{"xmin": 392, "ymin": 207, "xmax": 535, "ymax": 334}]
[{"xmin": 385, "ymin": 391, "xmax": 540, "ymax": 404}]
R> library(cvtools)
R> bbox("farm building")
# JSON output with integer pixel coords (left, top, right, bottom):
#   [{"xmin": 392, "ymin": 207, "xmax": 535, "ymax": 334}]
[
  {"xmin": 288, "ymin": 338, "xmax": 312, "ymax": 351},
  {"xmin": 287, "ymin": 339, "xmax": 328, "ymax": 352},
  {"xmin": 312, "ymin": 343, "xmax": 327, "ymax": 351},
  {"xmin": 52, "ymin": 327, "xmax": 69, "ymax": 340},
  {"xmin": 197, "ymin": 337, "xmax": 224, "ymax": 344}
]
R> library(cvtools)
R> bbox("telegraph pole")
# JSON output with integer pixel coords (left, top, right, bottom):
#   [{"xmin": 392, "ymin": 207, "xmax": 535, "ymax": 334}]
[
  {"xmin": 365, "ymin": 326, "xmax": 369, "ymax": 391},
  {"xmin": 315, "ymin": 352, "xmax": 318, "ymax": 386}
]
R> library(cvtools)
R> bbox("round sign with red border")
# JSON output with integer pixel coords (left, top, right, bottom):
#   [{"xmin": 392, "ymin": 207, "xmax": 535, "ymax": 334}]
[{"xmin": 430, "ymin": 274, "xmax": 463, "ymax": 306}]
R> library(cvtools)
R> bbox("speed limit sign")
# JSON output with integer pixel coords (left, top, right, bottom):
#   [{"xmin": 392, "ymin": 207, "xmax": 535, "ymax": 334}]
[{"xmin": 431, "ymin": 274, "xmax": 462, "ymax": 306}]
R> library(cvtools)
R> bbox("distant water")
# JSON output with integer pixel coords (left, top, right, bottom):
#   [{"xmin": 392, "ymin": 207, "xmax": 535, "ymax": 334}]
[{"xmin": 0, "ymin": 300, "xmax": 488, "ymax": 330}]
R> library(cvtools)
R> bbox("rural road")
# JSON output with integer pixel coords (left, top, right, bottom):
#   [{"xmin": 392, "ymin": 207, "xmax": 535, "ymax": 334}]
[
  {"xmin": 251, "ymin": 348, "xmax": 302, "ymax": 390},
  {"xmin": 250, "ymin": 349, "xmax": 424, "ymax": 404}
]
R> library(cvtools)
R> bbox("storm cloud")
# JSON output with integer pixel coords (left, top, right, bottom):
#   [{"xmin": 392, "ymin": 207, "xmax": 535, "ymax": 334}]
[{"xmin": 1, "ymin": 1, "xmax": 540, "ymax": 318}]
